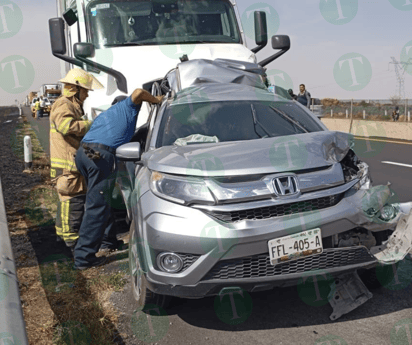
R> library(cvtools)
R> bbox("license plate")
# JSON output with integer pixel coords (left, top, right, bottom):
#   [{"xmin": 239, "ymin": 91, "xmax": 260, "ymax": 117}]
[{"xmin": 268, "ymin": 229, "xmax": 323, "ymax": 265}]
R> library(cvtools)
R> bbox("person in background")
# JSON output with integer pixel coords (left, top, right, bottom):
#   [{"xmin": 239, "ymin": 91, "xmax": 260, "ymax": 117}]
[
  {"xmin": 34, "ymin": 98, "xmax": 41, "ymax": 119},
  {"xmin": 297, "ymin": 84, "xmax": 311, "ymax": 108},
  {"xmin": 39, "ymin": 96, "xmax": 45, "ymax": 119},
  {"xmin": 392, "ymin": 106, "xmax": 400, "ymax": 122},
  {"xmin": 288, "ymin": 89, "xmax": 298, "ymax": 101}
]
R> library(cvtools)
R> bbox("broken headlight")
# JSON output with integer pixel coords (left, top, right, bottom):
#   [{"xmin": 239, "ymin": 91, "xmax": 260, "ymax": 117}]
[
  {"xmin": 150, "ymin": 171, "xmax": 215, "ymax": 205},
  {"xmin": 341, "ymin": 149, "xmax": 371, "ymax": 190}
]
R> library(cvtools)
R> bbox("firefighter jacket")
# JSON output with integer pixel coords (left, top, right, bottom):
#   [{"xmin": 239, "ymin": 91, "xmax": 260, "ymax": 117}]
[{"xmin": 50, "ymin": 96, "xmax": 92, "ymax": 178}]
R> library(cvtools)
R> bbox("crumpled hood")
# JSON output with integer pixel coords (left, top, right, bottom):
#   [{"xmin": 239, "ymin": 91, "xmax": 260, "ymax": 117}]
[{"xmin": 144, "ymin": 131, "xmax": 353, "ymax": 177}]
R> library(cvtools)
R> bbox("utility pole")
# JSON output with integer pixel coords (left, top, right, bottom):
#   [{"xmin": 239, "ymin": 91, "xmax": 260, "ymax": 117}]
[{"xmin": 389, "ymin": 57, "xmax": 412, "ymax": 100}]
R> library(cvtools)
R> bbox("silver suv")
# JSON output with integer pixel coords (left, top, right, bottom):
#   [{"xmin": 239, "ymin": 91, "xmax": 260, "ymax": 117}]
[{"xmin": 116, "ymin": 59, "xmax": 412, "ymax": 312}]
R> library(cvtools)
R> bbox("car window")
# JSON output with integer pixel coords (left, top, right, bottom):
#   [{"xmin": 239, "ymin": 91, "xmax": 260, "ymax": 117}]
[{"xmin": 156, "ymin": 100, "xmax": 324, "ymax": 147}]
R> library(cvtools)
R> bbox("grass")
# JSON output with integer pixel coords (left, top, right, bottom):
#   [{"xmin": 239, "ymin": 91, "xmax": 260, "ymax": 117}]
[{"xmin": 12, "ymin": 117, "xmax": 129, "ymax": 344}]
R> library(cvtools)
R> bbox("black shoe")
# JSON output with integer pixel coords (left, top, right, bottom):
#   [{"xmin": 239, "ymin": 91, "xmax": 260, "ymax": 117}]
[
  {"xmin": 99, "ymin": 240, "xmax": 125, "ymax": 254},
  {"xmin": 74, "ymin": 256, "xmax": 108, "ymax": 270}
]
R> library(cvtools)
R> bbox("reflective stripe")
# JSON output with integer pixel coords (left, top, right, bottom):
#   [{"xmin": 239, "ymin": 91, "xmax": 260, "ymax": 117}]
[
  {"xmin": 84, "ymin": 120, "xmax": 92, "ymax": 132},
  {"xmin": 58, "ymin": 118, "xmax": 73, "ymax": 135},
  {"xmin": 50, "ymin": 123, "xmax": 58, "ymax": 133},
  {"xmin": 50, "ymin": 158, "xmax": 77, "ymax": 171},
  {"xmin": 61, "ymin": 200, "xmax": 78, "ymax": 242},
  {"xmin": 55, "ymin": 226, "xmax": 62, "ymax": 237}
]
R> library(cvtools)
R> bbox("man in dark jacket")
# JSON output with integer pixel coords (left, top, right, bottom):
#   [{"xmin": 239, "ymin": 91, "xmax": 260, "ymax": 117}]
[{"xmin": 297, "ymin": 84, "xmax": 311, "ymax": 108}]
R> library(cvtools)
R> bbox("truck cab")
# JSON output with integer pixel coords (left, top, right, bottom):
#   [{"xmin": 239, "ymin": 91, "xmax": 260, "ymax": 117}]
[{"xmin": 50, "ymin": 0, "xmax": 289, "ymax": 125}]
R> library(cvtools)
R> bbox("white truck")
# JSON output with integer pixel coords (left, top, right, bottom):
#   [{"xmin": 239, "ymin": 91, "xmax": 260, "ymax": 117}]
[
  {"xmin": 39, "ymin": 84, "xmax": 62, "ymax": 105},
  {"xmin": 49, "ymin": 0, "xmax": 290, "ymax": 126}
]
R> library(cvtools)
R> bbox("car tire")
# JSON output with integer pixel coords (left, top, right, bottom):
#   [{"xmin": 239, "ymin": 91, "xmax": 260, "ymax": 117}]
[
  {"xmin": 129, "ymin": 220, "xmax": 170, "ymax": 309},
  {"xmin": 360, "ymin": 264, "xmax": 399, "ymax": 290}
]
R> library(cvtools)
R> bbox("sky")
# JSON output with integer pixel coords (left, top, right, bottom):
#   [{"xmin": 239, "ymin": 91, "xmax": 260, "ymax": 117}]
[{"xmin": 1, "ymin": 0, "xmax": 412, "ymax": 105}]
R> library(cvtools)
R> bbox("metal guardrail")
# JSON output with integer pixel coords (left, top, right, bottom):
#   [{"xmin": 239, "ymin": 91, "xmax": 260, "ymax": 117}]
[{"xmin": 0, "ymin": 177, "xmax": 29, "ymax": 344}]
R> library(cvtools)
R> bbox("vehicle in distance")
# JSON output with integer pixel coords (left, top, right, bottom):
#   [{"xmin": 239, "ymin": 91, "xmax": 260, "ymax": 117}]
[{"xmin": 116, "ymin": 59, "xmax": 412, "ymax": 311}]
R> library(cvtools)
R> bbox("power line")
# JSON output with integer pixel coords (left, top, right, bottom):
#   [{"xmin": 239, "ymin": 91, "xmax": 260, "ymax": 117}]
[{"xmin": 389, "ymin": 57, "xmax": 412, "ymax": 99}]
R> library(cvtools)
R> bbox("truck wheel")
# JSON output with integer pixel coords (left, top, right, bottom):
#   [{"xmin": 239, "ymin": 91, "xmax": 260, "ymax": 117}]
[{"xmin": 129, "ymin": 220, "xmax": 170, "ymax": 309}]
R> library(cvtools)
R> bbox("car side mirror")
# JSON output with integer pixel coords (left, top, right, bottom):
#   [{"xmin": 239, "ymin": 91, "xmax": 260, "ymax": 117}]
[
  {"xmin": 116, "ymin": 142, "xmax": 141, "ymax": 161},
  {"xmin": 74, "ymin": 43, "xmax": 95, "ymax": 59}
]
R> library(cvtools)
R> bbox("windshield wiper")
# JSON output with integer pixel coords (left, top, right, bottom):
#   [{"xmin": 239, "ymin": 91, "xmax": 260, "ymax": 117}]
[
  {"xmin": 269, "ymin": 106, "xmax": 309, "ymax": 133},
  {"xmin": 251, "ymin": 104, "xmax": 271, "ymax": 138},
  {"xmin": 104, "ymin": 42, "xmax": 144, "ymax": 47}
]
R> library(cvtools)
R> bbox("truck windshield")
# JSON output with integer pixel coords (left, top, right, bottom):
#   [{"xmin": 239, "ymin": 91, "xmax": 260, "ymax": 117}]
[
  {"xmin": 86, "ymin": 0, "xmax": 241, "ymax": 48},
  {"xmin": 156, "ymin": 101, "xmax": 324, "ymax": 147}
]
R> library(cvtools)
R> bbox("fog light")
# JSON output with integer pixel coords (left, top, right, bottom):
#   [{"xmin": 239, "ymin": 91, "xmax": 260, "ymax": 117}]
[
  {"xmin": 157, "ymin": 252, "xmax": 183, "ymax": 273},
  {"xmin": 380, "ymin": 205, "xmax": 396, "ymax": 221}
]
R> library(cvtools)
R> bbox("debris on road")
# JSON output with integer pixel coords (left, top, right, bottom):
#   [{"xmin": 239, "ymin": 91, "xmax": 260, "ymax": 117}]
[{"xmin": 328, "ymin": 271, "xmax": 373, "ymax": 320}]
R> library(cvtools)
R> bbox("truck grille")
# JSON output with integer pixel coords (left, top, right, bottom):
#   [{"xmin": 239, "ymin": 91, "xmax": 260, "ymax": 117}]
[
  {"xmin": 202, "ymin": 247, "xmax": 375, "ymax": 281},
  {"xmin": 207, "ymin": 194, "xmax": 343, "ymax": 222}
]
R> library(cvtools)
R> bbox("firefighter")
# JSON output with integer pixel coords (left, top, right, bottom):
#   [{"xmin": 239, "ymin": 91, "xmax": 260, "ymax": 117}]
[
  {"xmin": 73, "ymin": 89, "xmax": 163, "ymax": 270},
  {"xmin": 50, "ymin": 68, "xmax": 103, "ymax": 251}
]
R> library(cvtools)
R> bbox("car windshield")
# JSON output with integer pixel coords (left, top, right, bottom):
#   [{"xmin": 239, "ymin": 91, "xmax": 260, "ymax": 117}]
[
  {"xmin": 86, "ymin": 0, "xmax": 240, "ymax": 49},
  {"xmin": 156, "ymin": 100, "xmax": 324, "ymax": 147}
]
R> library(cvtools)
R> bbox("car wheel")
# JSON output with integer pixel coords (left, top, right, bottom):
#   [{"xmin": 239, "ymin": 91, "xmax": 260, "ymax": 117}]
[
  {"xmin": 360, "ymin": 263, "xmax": 399, "ymax": 290},
  {"xmin": 129, "ymin": 220, "xmax": 170, "ymax": 309}
]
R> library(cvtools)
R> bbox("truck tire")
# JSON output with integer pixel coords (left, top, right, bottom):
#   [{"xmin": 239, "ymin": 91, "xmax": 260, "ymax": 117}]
[{"xmin": 129, "ymin": 220, "xmax": 170, "ymax": 309}]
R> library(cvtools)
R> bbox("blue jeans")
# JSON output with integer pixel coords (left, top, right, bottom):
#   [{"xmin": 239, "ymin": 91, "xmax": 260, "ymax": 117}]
[
  {"xmin": 74, "ymin": 145, "xmax": 119, "ymax": 267},
  {"xmin": 36, "ymin": 109, "xmax": 43, "ymax": 118}
]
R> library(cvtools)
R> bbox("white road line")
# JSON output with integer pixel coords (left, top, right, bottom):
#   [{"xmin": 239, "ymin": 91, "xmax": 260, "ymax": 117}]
[{"xmin": 382, "ymin": 161, "xmax": 412, "ymax": 168}]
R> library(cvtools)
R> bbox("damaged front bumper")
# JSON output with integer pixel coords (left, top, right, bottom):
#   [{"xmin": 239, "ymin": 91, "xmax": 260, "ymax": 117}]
[{"xmin": 349, "ymin": 184, "xmax": 412, "ymax": 265}]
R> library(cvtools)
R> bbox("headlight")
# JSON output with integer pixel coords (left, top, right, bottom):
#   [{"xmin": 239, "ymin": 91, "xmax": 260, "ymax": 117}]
[
  {"xmin": 379, "ymin": 204, "xmax": 398, "ymax": 221},
  {"xmin": 150, "ymin": 171, "xmax": 215, "ymax": 205}
]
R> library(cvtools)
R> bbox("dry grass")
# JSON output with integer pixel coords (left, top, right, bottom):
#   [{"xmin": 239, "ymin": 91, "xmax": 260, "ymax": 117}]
[{"xmin": 9, "ymin": 118, "xmax": 128, "ymax": 344}]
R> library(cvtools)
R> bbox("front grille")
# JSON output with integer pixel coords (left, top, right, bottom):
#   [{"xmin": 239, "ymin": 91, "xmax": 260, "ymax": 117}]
[
  {"xmin": 207, "ymin": 194, "xmax": 343, "ymax": 222},
  {"xmin": 202, "ymin": 247, "xmax": 375, "ymax": 281}
]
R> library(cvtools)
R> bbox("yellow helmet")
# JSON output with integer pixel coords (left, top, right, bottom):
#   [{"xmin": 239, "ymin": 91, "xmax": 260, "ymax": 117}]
[{"xmin": 60, "ymin": 68, "xmax": 103, "ymax": 91}]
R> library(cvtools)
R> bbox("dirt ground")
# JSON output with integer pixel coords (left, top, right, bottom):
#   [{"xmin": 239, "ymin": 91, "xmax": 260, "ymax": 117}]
[{"xmin": 0, "ymin": 108, "xmax": 130, "ymax": 345}]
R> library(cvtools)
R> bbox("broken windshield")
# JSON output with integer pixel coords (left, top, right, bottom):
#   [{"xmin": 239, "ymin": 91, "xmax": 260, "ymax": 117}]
[
  {"xmin": 156, "ymin": 101, "xmax": 324, "ymax": 147},
  {"xmin": 86, "ymin": 0, "xmax": 241, "ymax": 49}
]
